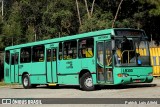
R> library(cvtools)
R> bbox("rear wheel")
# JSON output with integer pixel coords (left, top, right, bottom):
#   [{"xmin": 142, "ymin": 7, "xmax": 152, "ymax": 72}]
[
  {"xmin": 22, "ymin": 74, "xmax": 32, "ymax": 89},
  {"xmin": 80, "ymin": 72, "xmax": 95, "ymax": 91}
]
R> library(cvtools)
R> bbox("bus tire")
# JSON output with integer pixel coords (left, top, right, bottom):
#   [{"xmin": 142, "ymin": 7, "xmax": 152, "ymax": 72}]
[
  {"xmin": 22, "ymin": 74, "xmax": 32, "ymax": 89},
  {"xmin": 80, "ymin": 72, "xmax": 95, "ymax": 91}
]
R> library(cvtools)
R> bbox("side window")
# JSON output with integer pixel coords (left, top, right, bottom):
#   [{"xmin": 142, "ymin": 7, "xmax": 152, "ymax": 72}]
[
  {"xmin": 15, "ymin": 53, "xmax": 19, "ymax": 64},
  {"xmin": 53, "ymin": 49, "xmax": 57, "ymax": 61},
  {"xmin": 59, "ymin": 43, "xmax": 62, "ymax": 60},
  {"xmin": 20, "ymin": 47, "xmax": 31, "ymax": 63},
  {"xmin": 78, "ymin": 38, "xmax": 94, "ymax": 58},
  {"xmin": 11, "ymin": 54, "xmax": 14, "ymax": 65},
  {"xmin": 32, "ymin": 45, "xmax": 45, "ymax": 62},
  {"xmin": 63, "ymin": 40, "xmax": 77, "ymax": 60},
  {"xmin": 47, "ymin": 49, "xmax": 57, "ymax": 62},
  {"xmin": 5, "ymin": 50, "xmax": 10, "ymax": 64},
  {"xmin": 47, "ymin": 49, "xmax": 51, "ymax": 62}
]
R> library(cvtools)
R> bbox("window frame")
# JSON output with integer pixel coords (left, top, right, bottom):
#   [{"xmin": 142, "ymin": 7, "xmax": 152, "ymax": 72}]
[
  {"xmin": 32, "ymin": 45, "xmax": 45, "ymax": 62},
  {"xmin": 63, "ymin": 40, "xmax": 77, "ymax": 60},
  {"xmin": 5, "ymin": 50, "xmax": 10, "ymax": 64},
  {"xmin": 78, "ymin": 38, "xmax": 94, "ymax": 58},
  {"xmin": 20, "ymin": 47, "xmax": 31, "ymax": 63}
]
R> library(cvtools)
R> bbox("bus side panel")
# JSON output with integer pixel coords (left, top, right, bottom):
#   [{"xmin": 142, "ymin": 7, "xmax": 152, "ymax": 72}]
[
  {"xmin": 19, "ymin": 63, "xmax": 32, "ymax": 82},
  {"xmin": 30, "ymin": 62, "xmax": 46, "ymax": 84},
  {"xmin": 30, "ymin": 75, "xmax": 47, "ymax": 84},
  {"xmin": 58, "ymin": 58, "xmax": 96, "ymax": 85},
  {"xmin": 91, "ymin": 74, "xmax": 97, "ymax": 84},
  {"xmin": 30, "ymin": 62, "xmax": 46, "ymax": 75},
  {"xmin": 113, "ymin": 67, "xmax": 123, "ymax": 84},
  {"xmin": 18, "ymin": 76, "xmax": 22, "ymax": 84},
  {"xmin": 58, "ymin": 74, "xmax": 79, "ymax": 85},
  {"xmin": 4, "ymin": 63, "xmax": 11, "ymax": 83},
  {"xmin": 58, "ymin": 59, "xmax": 81, "ymax": 74},
  {"xmin": 19, "ymin": 62, "xmax": 47, "ymax": 84}
]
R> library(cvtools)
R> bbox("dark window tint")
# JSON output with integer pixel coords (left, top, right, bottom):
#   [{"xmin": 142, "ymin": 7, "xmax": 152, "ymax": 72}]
[
  {"xmin": 59, "ymin": 43, "xmax": 62, "ymax": 60},
  {"xmin": 11, "ymin": 54, "xmax": 14, "ymax": 65},
  {"xmin": 11, "ymin": 53, "xmax": 19, "ymax": 65},
  {"xmin": 63, "ymin": 40, "xmax": 77, "ymax": 60},
  {"xmin": 47, "ymin": 49, "xmax": 51, "ymax": 62},
  {"xmin": 32, "ymin": 45, "xmax": 44, "ymax": 62},
  {"xmin": 78, "ymin": 38, "xmax": 94, "ymax": 58},
  {"xmin": 5, "ymin": 50, "xmax": 10, "ymax": 64},
  {"xmin": 20, "ymin": 47, "xmax": 31, "ymax": 63},
  {"xmin": 47, "ymin": 49, "xmax": 57, "ymax": 62},
  {"xmin": 15, "ymin": 53, "xmax": 19, "ymax": 64}
]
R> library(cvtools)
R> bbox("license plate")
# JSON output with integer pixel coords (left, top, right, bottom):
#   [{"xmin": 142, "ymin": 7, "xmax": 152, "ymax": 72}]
[{"xmin": 135, "ymin": 80, "xmax": 140, "ymax": 82}]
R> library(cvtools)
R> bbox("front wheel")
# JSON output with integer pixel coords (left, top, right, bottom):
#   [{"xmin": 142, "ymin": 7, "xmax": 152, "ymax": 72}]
[
  {"xmin": 22, "ymin": 74, "xmax": 32, "ymax": 89},
  {"xmin": 80, "ymin": 72, "xmax": 95, "ymax": 91}
]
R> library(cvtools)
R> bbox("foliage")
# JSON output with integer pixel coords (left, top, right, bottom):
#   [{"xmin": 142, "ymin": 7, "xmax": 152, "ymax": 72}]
[{"xmin": 0, "ymin": 0, "xmax": 160, "ymax": 49}]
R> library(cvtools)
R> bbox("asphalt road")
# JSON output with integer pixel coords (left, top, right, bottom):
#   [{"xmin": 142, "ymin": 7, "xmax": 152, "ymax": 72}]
[{"xmin": 0, "ymin": 78, "xmax": 160, "ymax": 107}]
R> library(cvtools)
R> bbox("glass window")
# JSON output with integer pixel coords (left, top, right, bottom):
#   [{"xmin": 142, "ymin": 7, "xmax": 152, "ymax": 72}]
[
  {"xmin": 135, "ymin": 40, "xmax": 150, "ymax": 66},
  {"xmin": 53, "ymin": 49, "xmax": 57, "ymax": 61},
  {"xmin": 15, "ymin": 53, "xmax": 19, "ymax": 64},
  {"xmin": 47, "ymin": 49, "xmax": 57, "ymax": 62},
  {"xmin": 11, "ymin": 53, "xmax": 18, "ymax": 65},
  {"xmin": 59, "ymin": 43, "xmax": 62, "ymax": 60},
  {"xmin": 63, "ymin": 40, "xmax": 77, "ymax": 60},
  {"xmin": 105, "ymin": 42, "xmax": 112, "ymax": 66},
  {"xmin": 78, "ymin": 38, "xmax": 94, "ymax": 58},
  {"xmin": 5, "ymin": 50, "xmax": 10, "ymax": 64},
  {"xmin": 20, "ymin": 47, "xmax": 31, "ymax": 63},
  {"xmin": 11, "ymin": 54, "xmax": 14, "ymax": 65},
  {"xmin": 115, "ymin": 38, "xmax": 136, "ymax": 66},
  {"xmin": 47, "ymin": 49, "xmax": 51, "ymax": 62},
  {"xmin": 32, "ymin": 45, "xmax": 44, "ymax": 62},
  {"xmin": 114, "ymin": 37, "xmax": 150, "ymax": 66}
]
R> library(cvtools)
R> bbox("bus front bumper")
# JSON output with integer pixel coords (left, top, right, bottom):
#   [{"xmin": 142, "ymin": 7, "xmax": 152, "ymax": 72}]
[{"xmin": 114, "ymin": 76, "xmax": 153, "ymax": 85}]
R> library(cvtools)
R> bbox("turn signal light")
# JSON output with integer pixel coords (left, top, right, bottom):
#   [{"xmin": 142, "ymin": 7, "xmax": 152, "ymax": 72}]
[{"xmin": 118, "ymin": 74, "xmax": 123, "ymax": 77}]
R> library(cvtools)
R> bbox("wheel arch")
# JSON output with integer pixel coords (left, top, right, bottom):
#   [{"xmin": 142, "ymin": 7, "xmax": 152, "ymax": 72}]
[
  {"xmin": 22, "ymin": 72, "xmax": 29, "ymax": 78},
  {"xmin": 79, "ymin": 69, "xmax": 91, "ymax": 84},
  {"xmin": 22, "ymin": 72, "xmax": 31, "ymax": 84}
]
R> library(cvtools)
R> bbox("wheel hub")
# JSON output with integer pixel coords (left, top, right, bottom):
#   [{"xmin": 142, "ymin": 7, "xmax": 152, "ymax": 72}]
[
  {"xmin": 84, "ymin": 77, "xmax": 93, "ymax": 87},
  {"xmin": 24, "ymin": 77, "xmax": 28, "ymax": 86}
]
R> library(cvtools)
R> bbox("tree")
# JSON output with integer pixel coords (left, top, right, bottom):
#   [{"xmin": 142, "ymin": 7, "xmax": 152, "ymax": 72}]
[{"xmin": 2, "ymin": 1, "xmax": 22, "ymax": 46}]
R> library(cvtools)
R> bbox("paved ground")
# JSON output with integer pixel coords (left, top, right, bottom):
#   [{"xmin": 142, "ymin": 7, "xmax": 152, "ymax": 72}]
[{"xmin": 0, "ymin": 78, "xmax": 160, "ymax": 107}]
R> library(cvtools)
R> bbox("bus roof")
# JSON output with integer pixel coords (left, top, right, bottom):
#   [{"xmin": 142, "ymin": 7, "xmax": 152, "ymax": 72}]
[{"xmin": 5, "ymin": 28, "xmax": 144, "ymax": 50}]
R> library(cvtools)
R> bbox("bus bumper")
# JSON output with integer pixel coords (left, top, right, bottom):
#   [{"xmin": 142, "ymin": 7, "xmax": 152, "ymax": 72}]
[{"xmin": 114, "ymin": 76, "xmax": 153, "ymax": 85}]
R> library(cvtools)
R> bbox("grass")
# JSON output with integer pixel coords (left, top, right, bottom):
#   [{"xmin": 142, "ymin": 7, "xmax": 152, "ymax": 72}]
[
  {"xmin": 0, "ymin": 81, "xmax": 7, "ymax": 86},
  {"xmin": 0, "ymin": 80, "xmax": 19, "ymax": 87}
]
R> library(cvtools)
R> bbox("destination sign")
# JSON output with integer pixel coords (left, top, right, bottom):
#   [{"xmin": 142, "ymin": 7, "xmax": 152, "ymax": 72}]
[{"xmin": 114, "ymin": 29, "xmax": 144, "ymax": 37}]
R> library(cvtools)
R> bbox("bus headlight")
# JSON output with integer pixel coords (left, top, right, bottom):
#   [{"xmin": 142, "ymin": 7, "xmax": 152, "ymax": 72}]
[{"xmin": 148, "ymin": 72, "xmax": 153, "ymax": 76}]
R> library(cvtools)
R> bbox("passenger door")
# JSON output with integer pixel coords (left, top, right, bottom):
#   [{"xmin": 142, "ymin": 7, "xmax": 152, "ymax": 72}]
[
  {"xmin": 10, "ymin": 50, "xmax": 20, "ymax": 83},
  {"xmin": 96, "ymin": 40, "xmax": 113, "ymax": 83},
  {"xmin": 46, "ymin": 44, "xmax": 58, "ymax": 83}
]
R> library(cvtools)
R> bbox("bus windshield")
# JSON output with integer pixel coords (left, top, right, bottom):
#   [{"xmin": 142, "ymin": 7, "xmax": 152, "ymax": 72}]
[{"xmin": 114, "ymin": 37, "xmax": 150, "ymax": 66}]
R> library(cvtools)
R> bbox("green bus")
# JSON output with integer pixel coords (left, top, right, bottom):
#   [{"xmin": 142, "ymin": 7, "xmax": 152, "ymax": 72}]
[{"xmin": 4, "ymin": 28, "xmax": 153, "ymax": 91}]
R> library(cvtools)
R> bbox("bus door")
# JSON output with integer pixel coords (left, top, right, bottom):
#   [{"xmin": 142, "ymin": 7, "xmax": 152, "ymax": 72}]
[
  {"xmin": 10, "ymin": 50, "xmax": 19, "ymax": 83},
  {"xmin": 96, "ymin": 41, "xmax": 113, "ymax": 83},
  {"xmin": 4, "ymin": 50, "xmax": 11, "ymax": 83},
  {"xmin": 46, "ymin": 46, "xmax": 58, "ymax": 83}
]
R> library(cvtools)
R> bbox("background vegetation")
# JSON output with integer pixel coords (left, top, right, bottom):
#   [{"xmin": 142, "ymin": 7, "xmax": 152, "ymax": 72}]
[
  {"xmin": 0, "ymin": 0, "xmax": 160, "ymax": 80},
  {"xmin": 0, "ymin": 0, "xmax": 160, "ymax": 49}
]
